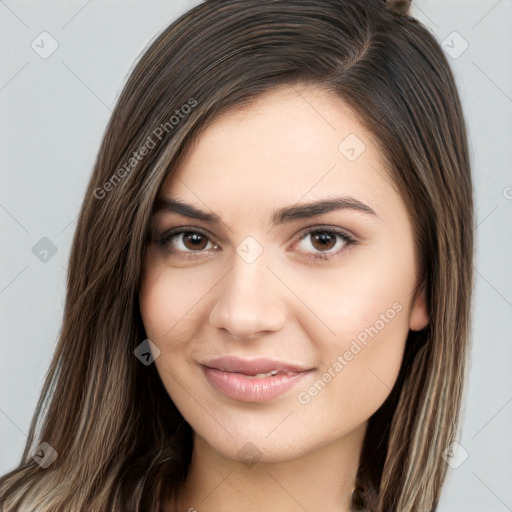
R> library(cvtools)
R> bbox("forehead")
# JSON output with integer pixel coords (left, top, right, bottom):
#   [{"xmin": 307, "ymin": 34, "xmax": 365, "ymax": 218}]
[{"xmin": 161, "ymin": 85, "xmax": 395, "ymax": 221}]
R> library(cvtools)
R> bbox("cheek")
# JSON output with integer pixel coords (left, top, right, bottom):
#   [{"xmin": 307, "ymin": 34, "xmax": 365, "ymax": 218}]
[
  {"xmin": 139, "ymin": 265, "xmax": 216, "ymax": 400},
  {"xmin": 139, "ymin": 264, "xmax": 210, "ymax": 343},
  {"xmin": 281, "ymin": 249, "xmax": 414, "ymax": 343},
  {"xmin": 287, "ymin": 250, "xmax": 413, "ymax": 426},
  {"xmin": 139, "ymin": 268, "xmax": 202, "ymax": 407},
  {"xmin": 295, "ymin": 303, "xmax": 409, "ymax": 438}
]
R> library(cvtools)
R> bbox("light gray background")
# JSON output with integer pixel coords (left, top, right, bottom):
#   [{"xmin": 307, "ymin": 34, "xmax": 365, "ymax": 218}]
[{"xmin": 1, "ymin": 1, "xmax": 511, "ymax": 510}]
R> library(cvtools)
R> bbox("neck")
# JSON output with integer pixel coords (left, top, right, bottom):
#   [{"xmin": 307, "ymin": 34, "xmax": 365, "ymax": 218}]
[{"xmin": 173, "ymin": 422, "xmax": 367, "ymax": 512}]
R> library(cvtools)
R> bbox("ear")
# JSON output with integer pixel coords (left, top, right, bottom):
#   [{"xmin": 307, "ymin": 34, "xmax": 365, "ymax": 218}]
[{"xmin": 409, "ymin": 281, "xmax": 429, "ymax": 331}]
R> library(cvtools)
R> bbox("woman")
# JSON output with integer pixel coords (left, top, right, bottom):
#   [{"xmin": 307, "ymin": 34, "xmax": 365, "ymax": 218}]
[{"xmin": 0, "ymin": 0, "xmax": 474, "ymax": 510}]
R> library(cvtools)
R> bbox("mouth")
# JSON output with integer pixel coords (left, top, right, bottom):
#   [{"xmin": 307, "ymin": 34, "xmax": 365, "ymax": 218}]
[{"xmin": 201, "ymin": 356, "xmax": 314, "ymax": 402}]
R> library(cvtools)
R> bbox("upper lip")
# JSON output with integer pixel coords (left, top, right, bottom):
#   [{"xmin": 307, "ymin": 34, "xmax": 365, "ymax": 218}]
[{"xmin": 202, "ymin": 356, "xmax": 311, "ymax": 375}]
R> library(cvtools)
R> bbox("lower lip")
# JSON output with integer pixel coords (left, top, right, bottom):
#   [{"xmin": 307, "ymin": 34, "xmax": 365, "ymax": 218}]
[{"xmin": 202, "ymin": 366, "xmax": 310, "ymax": 402}]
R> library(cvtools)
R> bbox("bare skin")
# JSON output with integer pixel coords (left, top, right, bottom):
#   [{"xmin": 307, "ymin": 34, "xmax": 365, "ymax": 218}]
[{"xmin": 139, "ymin": 85, "xmax": 429, "ymax": 512}]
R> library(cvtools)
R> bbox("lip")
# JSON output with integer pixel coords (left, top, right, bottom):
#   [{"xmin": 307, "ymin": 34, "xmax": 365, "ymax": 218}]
[{"xmin": 201, "ymin": 356, "xmax": 313, "ymax": 402}]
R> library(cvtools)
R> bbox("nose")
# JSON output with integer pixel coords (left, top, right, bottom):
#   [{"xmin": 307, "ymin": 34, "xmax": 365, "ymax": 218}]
[{"xmin": 209, "ymin": 257, "xmax": 287, "ymax": 340}]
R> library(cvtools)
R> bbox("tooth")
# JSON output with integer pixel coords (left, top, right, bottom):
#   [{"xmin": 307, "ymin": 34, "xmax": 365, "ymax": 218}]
[{"xmin": 252, "ymin": 370, "xmax": 279, "ymax": 378}]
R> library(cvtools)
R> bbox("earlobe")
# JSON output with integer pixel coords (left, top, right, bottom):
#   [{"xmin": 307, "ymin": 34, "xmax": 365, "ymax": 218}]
[{"xmin": 409, "ymin": 282, "xmax": 429, "ymax": 331}]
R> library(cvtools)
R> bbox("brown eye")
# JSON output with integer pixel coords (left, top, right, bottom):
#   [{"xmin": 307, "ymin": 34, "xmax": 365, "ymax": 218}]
[
  {"xmin": 294, "ymin": 227, "xmax": 356, "ymax": 261},
  {"xmin": 156, "ymin": 229, "xmax": 217, "ymax": 256},
  {"xmin": 181, "ymin": 232, "xmax": 209, "ymax": 251},
  {"xmin": 310, "ymin": 232, "xmax": 337, "ymax": 252}
]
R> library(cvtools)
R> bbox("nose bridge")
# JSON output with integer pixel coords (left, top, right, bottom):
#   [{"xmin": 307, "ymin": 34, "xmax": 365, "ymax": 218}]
[{"xmin": 209, "ymin": 249, "xmax": 287, "ymax": 339}]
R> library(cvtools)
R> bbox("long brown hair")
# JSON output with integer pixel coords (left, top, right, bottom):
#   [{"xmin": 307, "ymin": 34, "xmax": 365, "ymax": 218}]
[{"xmin": 0, "ymin": 0, "xmax": 473, "ymax": 510}]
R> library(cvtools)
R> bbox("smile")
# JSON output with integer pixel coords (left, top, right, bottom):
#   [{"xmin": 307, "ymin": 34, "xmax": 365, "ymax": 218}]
[{"xmin": 201, "ymin": 356, "xmax": 313, "ymax": 402}]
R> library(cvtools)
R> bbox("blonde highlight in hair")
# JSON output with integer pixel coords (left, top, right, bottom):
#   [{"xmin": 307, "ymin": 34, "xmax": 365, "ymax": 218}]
[{"xmin": 1, "ymin": 1, "xmax": 473, "ymax": 510}]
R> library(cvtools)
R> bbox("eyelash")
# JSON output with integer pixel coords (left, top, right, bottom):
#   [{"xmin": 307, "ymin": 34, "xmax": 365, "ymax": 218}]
[{"xmin": 155, "ymin": 225, "xmax": 357, "ymax": 261}]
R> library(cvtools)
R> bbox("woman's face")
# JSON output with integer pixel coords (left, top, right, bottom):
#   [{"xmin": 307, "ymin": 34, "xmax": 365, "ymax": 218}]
[{"xmin": 139, "ymin": 85, "xmax": 428, "ymax": 464}]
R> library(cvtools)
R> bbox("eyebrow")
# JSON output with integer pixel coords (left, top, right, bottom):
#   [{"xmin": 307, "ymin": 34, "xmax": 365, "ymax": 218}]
[{"xmin": 154, "ymin": 196, "xmax": 379, "ymax": 225}]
